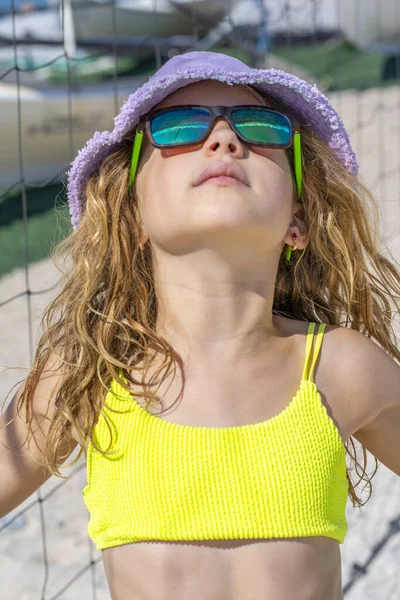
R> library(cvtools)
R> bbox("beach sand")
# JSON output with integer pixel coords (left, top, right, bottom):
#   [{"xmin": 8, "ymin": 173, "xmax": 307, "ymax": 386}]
[{"xmin": 0, "ymin": 84, "xmax": 399, "ymax": 599}]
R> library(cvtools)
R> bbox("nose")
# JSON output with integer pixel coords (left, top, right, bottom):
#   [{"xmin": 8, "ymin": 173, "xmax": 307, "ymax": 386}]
[{"xmin": 203, "ymin": 116, "xmax": 245, "ymax": 155}]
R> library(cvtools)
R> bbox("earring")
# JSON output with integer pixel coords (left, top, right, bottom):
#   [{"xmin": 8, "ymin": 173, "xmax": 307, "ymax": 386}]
[{"xmin": 285, "ymin": 232, "xmax": 297, "ymax": 262}]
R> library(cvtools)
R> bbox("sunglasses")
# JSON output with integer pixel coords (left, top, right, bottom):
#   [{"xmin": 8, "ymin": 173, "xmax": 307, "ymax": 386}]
[{"xmin": 128, "ymin": 104, "xmax": 302, "ymax": 199}]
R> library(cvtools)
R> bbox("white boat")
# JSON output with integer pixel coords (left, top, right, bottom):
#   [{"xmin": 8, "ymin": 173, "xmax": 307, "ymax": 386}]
[
  {"xmin": 0, "ymin": 73, "xmax": 151, "ymax": 188},
  {"xmin": 0, "ymin": 0, "xmax": 235, "ymax": 44},
  {"xmin": 71, "ymin": 0, "xmax": 233, "ymax": 40}
]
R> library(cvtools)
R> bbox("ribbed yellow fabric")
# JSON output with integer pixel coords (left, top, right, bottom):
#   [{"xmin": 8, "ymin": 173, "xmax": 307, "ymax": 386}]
[{"xmin": 82, "ymin": 322, "xmax": 348, "ymax": 551}]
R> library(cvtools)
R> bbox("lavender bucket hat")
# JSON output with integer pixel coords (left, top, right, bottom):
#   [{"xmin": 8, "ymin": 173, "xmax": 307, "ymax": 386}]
[{"xmin": 67, "ymin": 50, "xmax": 359, "ymax": 231}]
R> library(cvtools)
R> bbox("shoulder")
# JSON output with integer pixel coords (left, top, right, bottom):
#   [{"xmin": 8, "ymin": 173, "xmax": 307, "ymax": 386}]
[
  {"xmin": 317, "ymin": 324, "xmax": 399, "ymax": 437},
  {"xmin": 285, "ymin": 318, "xmax": 387, "ymax": 438}
]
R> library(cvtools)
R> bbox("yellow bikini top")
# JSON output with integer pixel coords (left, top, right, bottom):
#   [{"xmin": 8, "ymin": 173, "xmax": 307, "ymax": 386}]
[{"xmin": 82, "ymin": 321, "xmax": 348, "ymax": 551}]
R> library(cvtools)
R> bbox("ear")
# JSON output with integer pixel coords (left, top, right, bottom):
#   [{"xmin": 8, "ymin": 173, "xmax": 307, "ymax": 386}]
[
  {"xmin": 138, "ymin": 223, "xmax": 149, "ymax": 247},
  {"xmin": 283, "ymin": 202, "xmax": 308, "ymax": 250},
  {"xmin": 139, "ymin": 234, "xmax": 150, "ymax": 248},
  {"xmin": 135, "ymin": 205, "xmax": 149, "ymax": 248}
]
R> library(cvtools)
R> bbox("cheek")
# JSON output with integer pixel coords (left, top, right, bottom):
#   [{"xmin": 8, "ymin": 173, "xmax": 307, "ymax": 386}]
[
  {"xmin": 256, "ymin": 157, "xmax": 293, "ymax": 199},
  {"xmin": 262, "ymin": 148, "xmax": 292, "ymax": 174},
  {"xmin": 136, "ymin": 155, "xmax": 183, "ymax": 226},
  {"xmin": 152, "ymin": 153, "xmax": 191, "ymax": 194},
  {"xmin": 252, "ymin": 154, "xmax": 294, "ymax": 221}
]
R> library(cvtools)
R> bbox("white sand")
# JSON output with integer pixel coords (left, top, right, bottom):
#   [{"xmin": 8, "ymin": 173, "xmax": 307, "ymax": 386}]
[{"xmin": 0, "ymin": 84, "xmax": 399, "ymax": 599}]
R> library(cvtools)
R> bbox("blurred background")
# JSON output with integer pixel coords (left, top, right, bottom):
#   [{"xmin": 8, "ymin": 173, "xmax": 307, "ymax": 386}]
[{"xmin": 0, "ymin": 0, "xmax": 399, "ymax": 598}]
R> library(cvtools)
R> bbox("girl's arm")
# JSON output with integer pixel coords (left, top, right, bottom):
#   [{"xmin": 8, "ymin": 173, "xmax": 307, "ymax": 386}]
[{"xmin": 0, "ymin": 354, "xmax": 79, "ymax": 519}]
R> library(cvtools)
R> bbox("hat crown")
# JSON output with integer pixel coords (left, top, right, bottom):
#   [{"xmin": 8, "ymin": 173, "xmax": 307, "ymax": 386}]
[{"xmin": 152, "ymin": 51, "xmax": 250, "ymax": 79}]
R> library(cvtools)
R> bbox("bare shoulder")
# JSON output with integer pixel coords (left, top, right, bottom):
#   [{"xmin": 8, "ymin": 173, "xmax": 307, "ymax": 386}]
[
  {"xmin": 280, "ymin": 317, "xmax": 376, "ymax": 440},
  {"xmin": 308, "ymin": 322, "xmax": 395, "ymax": 439},
  {"xmin": 324, "ymin": 324, "xmax": 399, "ymax": 421}
]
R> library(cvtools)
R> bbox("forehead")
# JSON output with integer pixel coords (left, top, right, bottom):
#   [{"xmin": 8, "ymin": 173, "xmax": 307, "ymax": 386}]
[{"xmin": 154, "ymin": 79, "xmax": 264, "ymax": 110}]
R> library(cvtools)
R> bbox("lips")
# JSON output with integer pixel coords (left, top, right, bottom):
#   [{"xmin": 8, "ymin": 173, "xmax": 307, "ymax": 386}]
[{"xmin": 195, "ymin": 161, "xmax": 249, "ymax": 187}]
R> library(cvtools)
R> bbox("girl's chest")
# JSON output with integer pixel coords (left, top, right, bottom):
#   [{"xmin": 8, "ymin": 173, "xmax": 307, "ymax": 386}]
[
  {"xmin": 120, "ymin": 331, "xmax": 354, "ymax": 446},
  {"xmin": 79, "ymin": 326, "xmax": 360, "ymax": 455}
]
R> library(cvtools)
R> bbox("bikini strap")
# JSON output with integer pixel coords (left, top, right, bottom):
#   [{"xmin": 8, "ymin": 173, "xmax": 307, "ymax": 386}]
[{"xmin": 301, "ymin": 322, "xmax": 327, "ymax": 383}]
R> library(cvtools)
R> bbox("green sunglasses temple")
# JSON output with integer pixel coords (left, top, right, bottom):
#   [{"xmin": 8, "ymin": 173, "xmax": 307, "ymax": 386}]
[{"xmin": 128, "ymin": 126, "xmax": 303, "ymax": 201}]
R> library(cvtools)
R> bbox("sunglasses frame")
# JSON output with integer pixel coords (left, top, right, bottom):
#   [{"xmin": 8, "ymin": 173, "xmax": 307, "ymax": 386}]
[{"xmin": 128, "ymin": 104, "xmax": 302, "ymax": 199}]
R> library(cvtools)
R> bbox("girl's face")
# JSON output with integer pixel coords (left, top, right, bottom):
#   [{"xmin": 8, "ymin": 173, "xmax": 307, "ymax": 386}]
[{"xmin": 135, "ymin": 79, "xmax": 299, "ymax": 256}]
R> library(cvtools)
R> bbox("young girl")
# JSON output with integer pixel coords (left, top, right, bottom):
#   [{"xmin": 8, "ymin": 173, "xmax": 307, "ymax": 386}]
[{"xmin": 1, "ymin": 51, "xmax": 400, "ymax": 600}]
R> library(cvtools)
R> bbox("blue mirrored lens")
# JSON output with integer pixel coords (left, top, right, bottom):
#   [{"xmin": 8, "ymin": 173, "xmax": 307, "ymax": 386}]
[
  {"xmin": 232, "ymin": 108, "xmax": 291, "ymax": 145},
  {"xmin": 150, "ymin": 108, "xmax": 292, "ymax": 146},
  {"xmin": 151, "ymin": 108, "xmax": 210, "ymax": 144}
]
